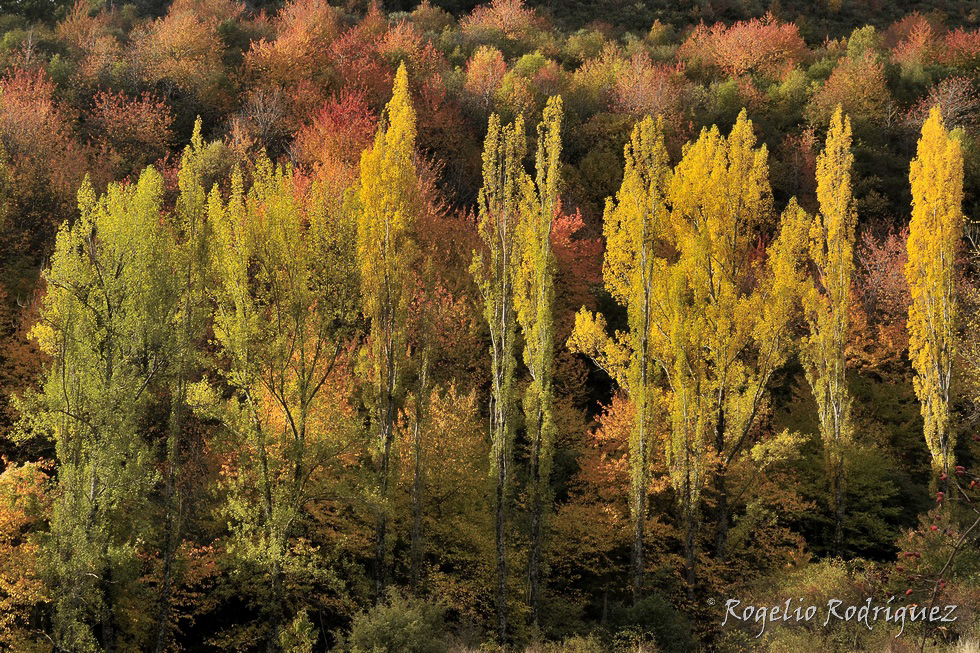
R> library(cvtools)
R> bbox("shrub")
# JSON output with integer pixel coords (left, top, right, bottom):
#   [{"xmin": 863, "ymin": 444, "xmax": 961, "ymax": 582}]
[{"xmin": 335, "ymin": 589, "xmax": 449, "ymax": 653}]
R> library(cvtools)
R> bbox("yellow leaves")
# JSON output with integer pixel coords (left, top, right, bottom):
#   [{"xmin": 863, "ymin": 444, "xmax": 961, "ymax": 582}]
[
  {"xmin": 602, "ymin": 114, "xmax": 669, "ymax": 311},
  {"xmin": 750, "ymin": 429, "xmax": 808, "ymax": 468},
  {"xmin": 358, "ymin": 62, "xmax": 419, "ymax": 346},
  {"xmin": 567, "ymin": 308, "xmax": 630, "ymax": 389},
  {"xmin": 906, "ymin": 105, "xmax": 965, "ymax": 473},
  {"xmin": 798, "ymin": 106, "xmax": 856, "ymax": 491}
]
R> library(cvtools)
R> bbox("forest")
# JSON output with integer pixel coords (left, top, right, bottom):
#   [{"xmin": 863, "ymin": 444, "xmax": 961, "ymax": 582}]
[{"xmin": 0, "ymin": 0, "xmax": 979, "ymax": 651}]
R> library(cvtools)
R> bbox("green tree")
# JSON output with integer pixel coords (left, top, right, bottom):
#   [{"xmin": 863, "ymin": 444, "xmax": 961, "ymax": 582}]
[
  {"xmin": 357, "ymin": 62, "xmax": 420, "ymax": 598},
  {"xmin": 32, "ymin": 168, "xmax": 179, "ymax": 652},
  {"xmin": 153, "ymin": 118, "xmax": 214, "ymax": 653},
  {"xmin": 206, "ymin": 156, "xmax": 361, "ymax": 651}
]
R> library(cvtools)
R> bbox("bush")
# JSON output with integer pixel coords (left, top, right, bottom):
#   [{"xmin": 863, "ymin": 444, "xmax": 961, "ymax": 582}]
[
  {"xmin": 335, "ymin": 589, "xmax": 449, "ymax": 653},
  {"xmin": 606, "ymin": 593, "xmax": 692, "ymax": 653}
]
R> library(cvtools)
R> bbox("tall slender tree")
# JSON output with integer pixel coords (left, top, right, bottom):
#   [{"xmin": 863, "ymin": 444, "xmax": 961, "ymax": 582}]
[
  {"xmin": 801, "ymin": 106, "xmax": 856, "ymax": 556},
  {"xmin": 568, "ymin": 115, "xmax": 668, "ymax": 603},
  {"xmin": 515, "ymin": 95, "xmax": 562, "ymax": 626},
  {"xmin": 906, "ymin": 106, "xmax": 965, "ymax": 477},
  {"xmin": 153, "ymin": 117, "xmax": 213, "ymax": 653},
  {"xmin": 471, "ymin": 111, "xmax": 526, "ymax": 641},
  {"xmin": 358, "ymin": 63, "xmax": 420, "ymax": 597}
]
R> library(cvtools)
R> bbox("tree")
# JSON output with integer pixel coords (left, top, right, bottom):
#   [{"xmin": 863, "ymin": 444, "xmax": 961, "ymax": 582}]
[
  {"xmin": 152, "ymin": 118, "xmax": 211, "ymax": 653},
  {"xmin": 206, "ymin": 156, "xmax": 361, "ymax": 652},
  {"xmin": 0, "ymin": 459, "xmax": 50, "ymax": 650},
  {"xmin": 32, "ymin": 169, "xmax": 178, "ymax": 652},
  {"xmin": 515, "ymin": 95, "xmax": 561, "ymax": 626},
  {"xmin": 662, "ymin": 110, "xmax": 804, "ymax": 578},
  {"xmin": 677, "ymin": 13, "xmax": 805, "ymax": 78},
  {"xmin": 905, "ymin": 106, "xmax": 965, "ymax": 477},
  {"xmin": 471, "ymin": 110, "xmax": 526, "ymax": 640},
  {"xmin": 801, "ymin": 106, "xmax": 857, "ymax": 556},
  {"xmin": 568, "ymin": 115, "xmax": 668, "ymax": 604},
  {"xmin": 805, "ymin": 51, "xmax": 890, "ymax": 127},
  {"xmin": 358, "ymin": 63, "xmax": 420, "ymax": 598}
]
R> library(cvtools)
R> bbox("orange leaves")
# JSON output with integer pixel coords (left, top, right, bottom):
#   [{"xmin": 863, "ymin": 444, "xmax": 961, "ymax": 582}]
[
  {"xmin": 0, "ymin": 67, "xmax": 88, "ymax": 241},
  {"xmin": 678, "ymin": 13, "xmax": 805, "ymax": 78},
  {"xmin": 89, "ymin": 90, "xmax": 173, "ymax": 178},
  {"xmin": 139, "ymin": 3, "xmax": 225, "ymax": 99},
  {"xmin": 850, "ymin": 225, "xmax": 910, "ymax": 366},
  {"xmin": 461, "ymin": 0, "xmax": 546, "ymax": 49},
  {"xmin": 885, "ymin": 13, "xmax": 940, "ymax": 67},
  {"xmin": 464, "ymin": 46, "xmax": 507, "ymax": 111},
  {"xmin": 244, "ymin": 0, "xmax": 340, "ymax": 91},
  {"xmin": 0, "ymin": 459, "xmax": 50, "ymax": 649},
  {"xmin": 0, "ymin": 67, "xmax": 63, "ymax": 152}
]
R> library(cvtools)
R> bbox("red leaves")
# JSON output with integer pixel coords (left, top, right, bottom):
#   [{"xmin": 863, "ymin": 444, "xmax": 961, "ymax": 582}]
[
  {"xmin": 613, "ymin": 55, "xmax": 686, "ymax": 123},
  {"xmin": 941, "ymin": 27, "xmax": 980, "ymax": 70},
  {"xmin": 293, "ymin": 89, "xmax": 378, "ymax": 174}
]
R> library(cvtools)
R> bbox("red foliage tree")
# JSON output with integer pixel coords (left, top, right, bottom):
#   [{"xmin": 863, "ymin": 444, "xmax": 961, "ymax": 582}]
[
  {"xmin": 292, "ymin": 89, "xmax": 377, "ymax": 187},
  {"xmin": 885, "ymin": 13, "xmax": 940, "ymax": 67},
  {"xmin": 678, "ymin": 13, "xmax": 806, "ymax": 78},
  {"xmin": 613, "ymin": 54, "xmax": 686, "ymax": 125},
  {"xmin": 940, "ymin": 28, "xmax": 980, "ymax": 71}
]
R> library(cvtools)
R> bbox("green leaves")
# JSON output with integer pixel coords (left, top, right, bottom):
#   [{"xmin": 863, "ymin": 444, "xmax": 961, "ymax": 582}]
[{"xmin": 33, "ymin": 166, "xmax": 179, "ymax": 650}]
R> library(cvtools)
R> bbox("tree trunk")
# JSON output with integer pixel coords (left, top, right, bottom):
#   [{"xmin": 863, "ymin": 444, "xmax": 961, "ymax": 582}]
[
  {"xmin": 265, "ymin": 559, "xmax": 283, "ymax": 653},
  {"xmin": 101, "ymin": 571, "xmax": 116, "ymax": 653},
  {"xmin": 684, "ymin": 473, "xmax": 697, "ymax": 599},
  {"xmin": 832, "ymin": 460, "xmax": 845, "ymax": 556},
  {"xmin": 713, "ymin": 395, "xmax": 728, "ymax": 559},
  {"xmin": 410, "ymin": 409, "xmax": 423, "ymax": 592},
  {"xmin": 495, "ymin": 454, "xmax": 507, "ymax": 644},
  {"xmin": 528, "ymin": 428, "xmax": 543, "ymax": 626},
  {"xmin": 631, "ymin": 478, "xmax": 645, "ymax": 606},
  {"xmin": 154, "ymin": 386, "xmax": 185, "ymax": 653}
]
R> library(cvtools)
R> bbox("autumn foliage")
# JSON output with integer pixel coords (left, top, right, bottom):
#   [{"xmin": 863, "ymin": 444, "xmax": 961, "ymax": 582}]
[{"xmin": 0, "ymin": 0, "xmax": 979, "ymax": 650}]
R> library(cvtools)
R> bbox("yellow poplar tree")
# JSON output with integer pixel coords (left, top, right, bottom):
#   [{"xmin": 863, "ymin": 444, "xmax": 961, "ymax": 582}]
[
  {"xmin": 471, "ymin": 111, "xmax": 526, "ymax": 641},
  {"xmin": 567, "ymin": 115, "xmax": 668, "ymax": 604},
  {"xmin": 801, "ymin": 106, "xmax": 856, "ymax": 555},
  {"xmin": 906, "ymin": 106, "xmax": 965, "ymax": 477},
  {"xmin": 515, "ymin": 95, "xmax": 562, "ymax": 625},
  {"xmin": 660, "ymin": 110, "xmax": 805, "ymax": 584},
  {"xmin": 358, "ymin": 62, "xmax": 420, "ymax": 596}
]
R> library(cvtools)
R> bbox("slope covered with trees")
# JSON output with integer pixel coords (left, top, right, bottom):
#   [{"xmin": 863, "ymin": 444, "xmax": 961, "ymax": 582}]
[{"xmin": 1, "ymin": 0, "xmax": 980, "ymax": 651}]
